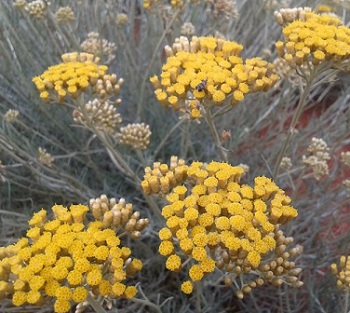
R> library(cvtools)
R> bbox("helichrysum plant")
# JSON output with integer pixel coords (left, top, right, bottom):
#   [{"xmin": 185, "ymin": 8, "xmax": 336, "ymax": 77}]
[
  {"xmin": 150, "ymin": 36, "xmax": 279, "ymax": 120},
  {"xmin": 2, "ymin": 1, "xmax": 350, "ymax": 312},
  {"xmin": 272, "ymin": 9, "xmax": 350, "ymax": 179},
  {"xmin": 31, "ymin": 51, "xmax": 154, "ymax": 186},
  {"xmin": 0, "ymin": 199, "xmax": 148, "ymax": 313},
  {"xmin": 331, "ymin": 256, "xmax": 350, "ymax": 312},
  {"xmin": 32, "ymin": 52, "xmax": 122, "ymax": 105},
  {"xmin": 150, "ymin": 36, "xmax": 279, "ymax": 162},
  {"xmin": 275, "ymin": 11, "xmax": 350, "ymax": 70},
  {"xmin": 142, "ymin": 158, "xmax": 303, "ymax": 298}
]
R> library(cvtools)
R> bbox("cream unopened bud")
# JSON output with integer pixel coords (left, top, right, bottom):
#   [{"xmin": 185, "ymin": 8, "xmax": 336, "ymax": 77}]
[
  {"xmin": 125, "ymin": 219, "xmax": 136, "ymax": 232},
  {"xmin": 131, "ymin": 231, "xmax": 141, "ymax": 239},
  {"xmin": 112, "ymin": 210, "xmax": 122, "ymax": 226}
]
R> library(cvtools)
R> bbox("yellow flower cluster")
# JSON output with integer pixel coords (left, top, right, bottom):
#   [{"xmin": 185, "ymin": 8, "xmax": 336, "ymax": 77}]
[
  {"xmin": 0, "ymin": 202, "xmax": 145, "ymax": 313},
  {"xmin": 150, "ymin": 36, "xmax": 278, "ymax": 119},
  {"xmin": 143, "ymin": 0, "xmax": 184, "ymax": 9},
  {"xmin": 142, "ymin": 159, "xmax": 301, "ymax": 295},
  {"xmin": 331, "ymin": 256, "xmax": 350, "ymax": 291},
  {"xmin": 32, "ymin": 52, "xmax": 110, "ymax": 103},
  {"xmin": 141, "ymin": 156, "xmax": 188, "ymax": 195},
  {"xmin": 275, "ymin": 12, "xmax": 350, "ymax": 68}
]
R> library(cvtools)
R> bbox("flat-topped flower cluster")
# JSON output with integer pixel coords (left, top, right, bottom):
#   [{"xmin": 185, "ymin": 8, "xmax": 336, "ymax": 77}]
[
  {"xmin": 0, "ymin": 200, "xmax": 148, "ymax": 313},
  {"xmin": 275, "ymin": 12, "xmax": 350, "ymax": 68},
  {"xmin": 150, "ymin": 36, "xmax": 279, "ymax": 119},
  {"xmin": 32, "ymin": 52, "xmax": 123, "ymax": 104},
  {"xmin": 142, "ymin": 158, "xmax": 302, "ymax": 296}
]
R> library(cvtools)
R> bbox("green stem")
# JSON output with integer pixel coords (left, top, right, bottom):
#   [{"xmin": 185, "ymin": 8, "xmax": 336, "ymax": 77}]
[
  {"xmin": 203, "ymin": 107, "xmax": 227, "ymax": 162},
  {"xmin": 153, "ymin": 118, "xmax": 186, "ymax": 159},
  {"xmin": 87, "ymin": 293, "xmax": 107, "ymax": 313},
  {"xmin": 344, "ymin": 291, "xmax": 349, "ymax": 313},
  {"xmin": 195, "ymin": 281, "xmax": 202, "ymax": 313},
  {"xmin": 73, "ymin": 98, "xmax": 163, "ymax": 219},
  {"xmin": 135, "ymin": 149, "xmax": 148, "ymax": 168},
  {"xmin": 180, "ymin": 118, "xmax": 190, "ymax": 159},
  {"xmin": 273, "ymin": 74, "xmax": 313, "ymax": 180},
  {"xmin": 131, "ymin": 297, "xmax": 162, "ymax": 313}
]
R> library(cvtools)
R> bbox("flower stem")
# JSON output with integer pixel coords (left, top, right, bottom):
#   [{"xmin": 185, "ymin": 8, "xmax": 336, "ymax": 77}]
[
  {"xmin": 344, "ymin": 291, "xmax": 349, "ymax": 313},
  {"xmin": 153, "ymin": 118, "xmax": 186, "ymax": 159},
  {"xmin": 273, "ymin": 75, "xmax": 313, "ymax": 180},
  {"xmin": 195, "ymin": 281, "xmax": 202, "ymax": 313},
  {"xmin": 87, "ymin": 293, "xmax": 107, "ymax": 313},
  {"xmin": 203, "ymin": 107, "xmax": 227, "ymax": 162}
]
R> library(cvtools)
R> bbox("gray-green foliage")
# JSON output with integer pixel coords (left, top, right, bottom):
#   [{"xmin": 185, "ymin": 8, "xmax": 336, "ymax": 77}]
[{"xmin": 0, "ymin": 0, "xmax": 350, "ymax": 312}]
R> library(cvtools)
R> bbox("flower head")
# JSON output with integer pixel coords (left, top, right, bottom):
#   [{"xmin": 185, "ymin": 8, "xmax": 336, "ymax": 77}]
[
  {"xmin": 275, "ymin": 11, "xmax": 350, "ymax": 69},
  {"xmin": 55, "ymin": 6, "xmax": 75, "ymax": 24},
  {"xmin": 151, "ymin": 159, "xmax": 302, "ymax": 296},
  {"xmin": 0, "ymin": 198, "xmax": 147, "ymax": 312},
  {"xmin": 81, "ymin": 32, "xmax": 117, "ymax": 63},
  {"xmin": 117, "ymin": 123, "xmax": 152, "ymax": 150},
  {"xmin": 32, "ymin": 52, "xmax": 120, "ymax": 103},
  {"xmin": 151, "ymin": 36, "xmax": 279, "ymax": 119}
]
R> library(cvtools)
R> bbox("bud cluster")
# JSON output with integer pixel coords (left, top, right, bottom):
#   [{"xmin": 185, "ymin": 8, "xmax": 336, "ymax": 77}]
[
  {"xmin": 331, "ymin": 256, "xmax": 350, "ymax": 291},
  {"xmin": 4, "ymin": 109, "xmax": 19, "ymax": 123},
  {"xmin": 117, "ymin": 123, "xmax": 152, "ymax": 150},
  {"xmin": 81, "ymin": 32, "xmax": 117, "ymax": 63},
  {"xmin": 274, "ymin": 7, "xmax": 312, "ymax": 26},
  {"xmin": 340, "ymin": 151, "xmax": 350, "ymax": 167},
  {"xmin": 116, "ymin": 13, "xmax": 128, "ymax": 26},
  {"xmin": 38, "ymin": 147, "xmax": 55, "ymax": 167},
  {"xmin": 72, "ymin": 99, "xmax": 122, "ymax": 135},
  {"xmin": 302, "ymin": 137, "xmax": 330, "ymax": 180},
  {"xmin": 55, "ymin": 6, "xmax": 75, "ymax": 24},
  {"xmin": 280, "ymin": 157, "xmax": 293, "ymax": 171},
  {"xmin": 180, "ymin": 22, "xmax": 196, "ymax": 37},
  {"xmin": 141, "ymin": 156, "xmax": 188, "ymax": 195},
  {"xmin": 25, "ymin": 0, "xmax": 49, "ymax": 19},
  {"xmin": 93, "ymin": 73, "xmax": 123, "ymax": 104},
  {"xmin": 206, "ymin": 0, "xmax": 239, "ymax": 20},
  {"xmin": 89, "ymin": 195, "xmax": 149, "ymax": 239},
  {"xmin": 233, "ymin": 228, "xmax": 303, "ymax": 298}
]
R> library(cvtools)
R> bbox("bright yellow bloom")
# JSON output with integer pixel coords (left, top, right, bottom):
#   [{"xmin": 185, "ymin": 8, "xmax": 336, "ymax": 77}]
[
  {"xmin": 33, "ymin": 53, "xmax": 108, "ymax": 102},
  {"xmin": 155, "ymin": 159, "xmax": 300, "ymax": 295},
  {"xmin": 151, "ymin": 37, "xmax": 278, "ymax": 119},
  {"xmin": 112, "ymin": 282, "xmax": 126, "ymax": 296},
  {"xmin": 54, "ymin": 299, "xmax": 71, "ymax": 313},
  {"xmin": 159, "ymin": 228, "xmax": 173, "ymax": 240},
  {"xmin": 277, "ymin": 13, "xmax": 350, "ymax": 70},
  {"xmin": 55, "ymin": 286, "xmax": 72, "ymax": 300},
  {"xmin": 72, "ymin": 286, "xmax": 88, "ymax": 303},
  {"xmin": 0, "ymin": 200, "xmax": 145, "ymax": 311},
  {"xmin": 181, "ymin": 280, "xmax": 194, "ymax": 294},
  {"xmin": 121, "ymin": 285, "xmax": 136, "ymax": 299},
  {"xmin": 166, "ymin": 254, "xmax": 182, "ymax": 271},
  {"xmin": 189, "ymin": 264, "xmax": 204, "ymax": 281},
  {"xmin": 12, "ymin": 291, "xmax": 27, "ymax": 306},
  {"xmin": 26, "ymin": 290, "xmax": 41, "ymax": 304},
  {"xmin": 158, "ymin": 241, "xmax": 174, "ymax": 256}
]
